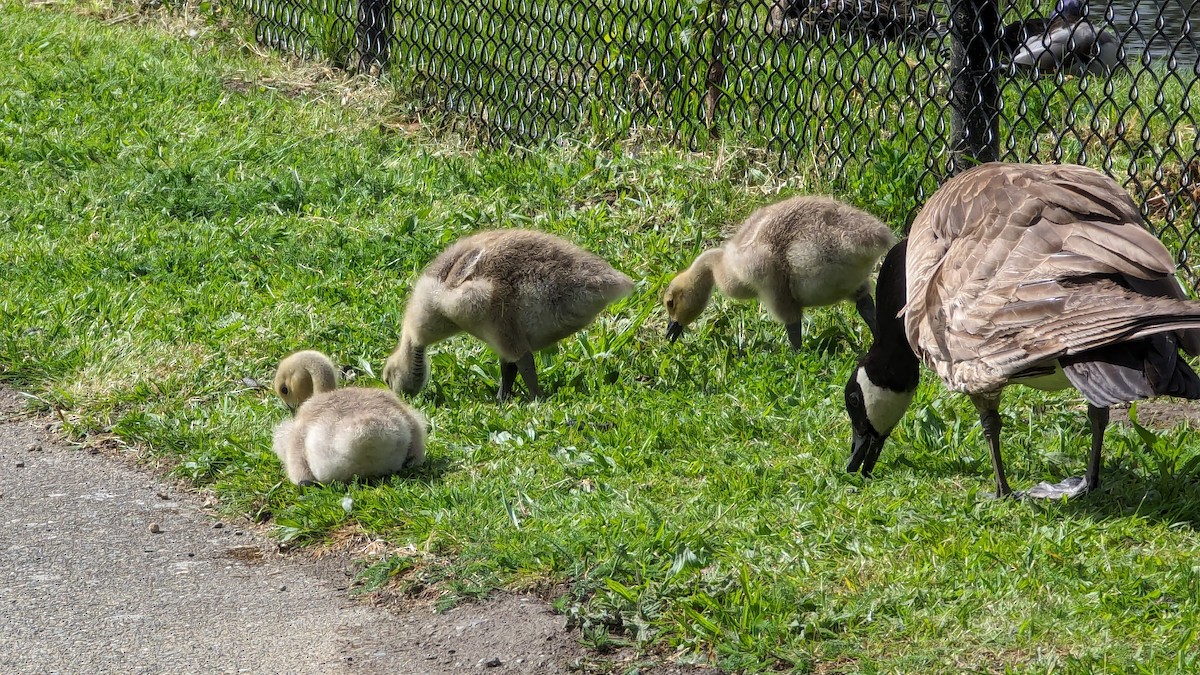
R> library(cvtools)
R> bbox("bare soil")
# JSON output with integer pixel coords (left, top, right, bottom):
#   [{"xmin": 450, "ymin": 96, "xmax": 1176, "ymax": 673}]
[{"xmin": 1122, "ymin": 399, "xmax": 1200, "ymax": 431}]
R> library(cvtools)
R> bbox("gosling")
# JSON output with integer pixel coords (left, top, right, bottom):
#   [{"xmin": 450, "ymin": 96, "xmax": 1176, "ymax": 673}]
[
  {"xmin": 272, "ymin": 350, "xmax": 426, "ymax": 485},
  {"xmin": 382, "ymin": 229, "xmax": 635, "ymax": 402},
  {"xmin": 663, "ymin": 195, "xmax": 897, "ymax": 349}
]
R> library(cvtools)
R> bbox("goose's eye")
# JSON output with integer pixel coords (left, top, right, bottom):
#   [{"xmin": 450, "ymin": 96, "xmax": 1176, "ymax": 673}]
[
  {"xmin": 847, "ymin": 391, "xmax": 862, "ymax": 407},
  {"xmin": 666, "ymin": 299, "xmax": 675, "ymax": 310},
  {"xmin": 280, "ymin": 385, "xmax": 289, "ymax": 396}
]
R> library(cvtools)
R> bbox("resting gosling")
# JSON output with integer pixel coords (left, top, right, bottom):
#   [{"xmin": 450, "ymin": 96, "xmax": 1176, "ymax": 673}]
[
  {"xmin": 844, "ymin": 163, "xmax": 1200, "ymax": 499},
  {"xmin": 273, "ymin": 350, "xmax": 426, "ymax": 485},
  {"xmin": 663, "ymin": 195, "xmax": 897, "ymax": 349},
  {"xmin": 382, "ymin": 229, "xmax": 635, "ymax": 402}
]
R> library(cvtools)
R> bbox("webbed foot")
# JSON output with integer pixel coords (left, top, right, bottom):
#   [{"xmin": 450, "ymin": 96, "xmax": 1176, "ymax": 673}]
[{"xmin": 1019, "ymin": 476, "xmax": 1092, "ymax": 500}]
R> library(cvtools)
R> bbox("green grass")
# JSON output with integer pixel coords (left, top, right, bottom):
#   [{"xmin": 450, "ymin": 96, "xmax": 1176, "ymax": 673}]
[{"xmin": 6, "ymin": 3, "xmax": 1200, "ymax": 672}]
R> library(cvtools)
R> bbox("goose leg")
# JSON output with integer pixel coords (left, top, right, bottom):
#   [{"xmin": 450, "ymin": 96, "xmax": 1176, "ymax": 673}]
[
  {"xmin": 497, "ymin": 360, "xmax": 519, "ymax": 402},
  {"xmin": 973, "ymin": 395, "xmax": 1014, "ymax": 498},
  {"xmin": 1085, "ymin": 405, "xmax": 1108, "ymax": 489},
  {"xmin": 1024, "ymin": 405, "xmax": 1107, "ymax": 499},
  {"xmin": 785, "ymin": 320, "xmax": 804, "ymax": 350},
  {"xmin": 516, "ymin": 352, "xmax": 542, "ymax": 400},
  {"xmin": 853, "ymin": 283, "xmax": 878, "ymax": 336}
]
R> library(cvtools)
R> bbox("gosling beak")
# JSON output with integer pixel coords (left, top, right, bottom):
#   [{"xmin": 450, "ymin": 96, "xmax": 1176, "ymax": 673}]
[
  {"xmin": 665, "ymin": 320, "xmax": 684, "ymax": 343},
  {"xmin": 288, "ymin": 404, "xmax": 298, "ymax": 418},
  {"xmin": 847, "ymin": 426, "xmax": 886, "ymax": 477}
]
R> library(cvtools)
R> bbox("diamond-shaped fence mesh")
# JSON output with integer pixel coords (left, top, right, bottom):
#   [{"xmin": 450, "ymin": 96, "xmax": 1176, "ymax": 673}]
[{"xmin": 234, "ymin": 0, "xmax": 1200, "ymax": 285}]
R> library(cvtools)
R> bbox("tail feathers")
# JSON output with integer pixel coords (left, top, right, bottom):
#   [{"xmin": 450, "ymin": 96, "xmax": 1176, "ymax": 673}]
[
  {"xmin": 1063, "ymin": 335, "xmax": 1200, "ymax": 407},
  {"xmin": 1174, "ymin": 328, "xmax": 1200, "ymax": 358},
  {"xmin": 1146, "ymin": 336, "xmax": 1200, "ymax": 400},
  {"xmin": 1123, "ymin": 275, "xmax": 1200, "ymax": 357}
]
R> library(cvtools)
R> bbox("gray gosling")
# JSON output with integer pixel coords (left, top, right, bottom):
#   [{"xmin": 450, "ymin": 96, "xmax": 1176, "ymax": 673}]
[
  {"xmin": 382, "ymin": 229, "xmax": 635, "ymax": 402},
  {"xmin": 663, "ymin": 195, "xmax": 897, "ymax": 349},
  {"xmin": 273, "ymin": 350, "xmax": 426, "ymax": 485}
]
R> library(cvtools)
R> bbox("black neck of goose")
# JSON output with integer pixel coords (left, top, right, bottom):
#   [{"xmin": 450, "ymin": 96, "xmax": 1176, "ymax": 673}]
[{"xmin": 860, "ymin": 239, "xmax": 920, "ymax": 393}]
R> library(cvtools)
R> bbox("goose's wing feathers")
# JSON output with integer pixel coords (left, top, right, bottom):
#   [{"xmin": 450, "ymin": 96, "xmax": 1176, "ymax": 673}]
[{"xmin": 905, "ymin": 163, "xmax": 1200, "ymax": 394}]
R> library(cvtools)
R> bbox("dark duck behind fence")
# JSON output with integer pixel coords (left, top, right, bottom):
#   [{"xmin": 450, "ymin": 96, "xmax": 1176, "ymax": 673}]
[
  {"xmin": 1002, "ymin": 0, "xmax": 1122, "ymax": 75},
  {"xmin": 767, "ymin": 0, "xmax": 942, "ymax": 45}
]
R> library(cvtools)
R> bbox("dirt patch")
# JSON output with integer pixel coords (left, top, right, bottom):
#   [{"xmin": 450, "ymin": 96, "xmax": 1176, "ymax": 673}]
[
  {"xmin": 1126, "ymin": 399, "xmax": 1200, "ymax": 431},
  {"xmin": 379, "ymin": 594, "xmax": 586, "ymax": 673},
  {"xmin": 224, "ymin": 544, "xmax": 267, "ymax": 563},
  {"xmin": 222, "ymin": 74, "xmax": 325, "ymax": 99}
]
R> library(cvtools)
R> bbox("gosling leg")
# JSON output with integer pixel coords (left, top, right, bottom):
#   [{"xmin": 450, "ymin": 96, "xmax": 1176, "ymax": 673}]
[
  {"xmin": 973, "ymin": 395, "xmax": 1013, "ymax": 499},
  {"xmin": 497, "ymin": 360, "xmax": 519, "ymax": 403},
  {"xmin": 854, "ymin": 283, "xmax": 878, "ymax": 336},
  {"xmin": 1024, "ymin": 405, "xmax": 1107, "ymax": 499},
  {"xmin": 516, "ymin": 352, "xmax": 542, "ymax": 401},
  {"xmin": 785, "ymin": 320, "xmax": 804, "ymax": 350}
]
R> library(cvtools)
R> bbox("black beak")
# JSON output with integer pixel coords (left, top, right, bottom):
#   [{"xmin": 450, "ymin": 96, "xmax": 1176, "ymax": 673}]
[
  {"xmin": 665, "ymin": 321, "xmax": 684, "ymax": 343},
  {"xmin": 847, "ymin": 427, "xmax": 886, "ymax": 477}
]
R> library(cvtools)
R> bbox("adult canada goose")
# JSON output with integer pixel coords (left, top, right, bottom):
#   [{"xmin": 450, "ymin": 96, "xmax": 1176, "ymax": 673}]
[
  {"xmin": 382, "ymin": 229, "xmax": 634, "ymax": 402},
  {"xmin": 273, "ymin": 350, "xmax": 426, "ymax": 485},
  {"xmin": 844, "ymin": 163, "xmax": 1200, "ymax": 499},
  {"xmin": 1007, "ymin": 0, "xmax": 1122, "ymax": 76},
  {"xmin": 663, "ymin": 195, "xmax": 897, "ymax": 349}
]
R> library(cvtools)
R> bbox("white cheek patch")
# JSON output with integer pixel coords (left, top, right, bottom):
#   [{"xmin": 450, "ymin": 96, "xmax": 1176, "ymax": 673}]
[{"xmin": 857, "ymin": 369, "xmax": 915, "ymax": 435}]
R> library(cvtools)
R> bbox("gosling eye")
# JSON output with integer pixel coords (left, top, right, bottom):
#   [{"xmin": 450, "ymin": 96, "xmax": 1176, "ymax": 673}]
[
  {"xmin": 280, "ymin": 385, "xmax": 289, "ymax": 396},
  {"xmin": 666, "ymin": 299, "xmax": 675, "ymax": 310}
]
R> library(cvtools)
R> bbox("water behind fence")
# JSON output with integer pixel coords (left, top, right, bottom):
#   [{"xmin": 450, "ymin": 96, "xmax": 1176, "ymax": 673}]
[{"xmin": 234, "ymin": 0, "xmax": 1200, "ymax": 283}]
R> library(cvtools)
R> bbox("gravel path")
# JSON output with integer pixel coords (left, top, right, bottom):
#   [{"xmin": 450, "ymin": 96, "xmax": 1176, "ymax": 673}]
[{"xmin": 0, "ymin": 388, "xmax": 594, "ymax": 674}]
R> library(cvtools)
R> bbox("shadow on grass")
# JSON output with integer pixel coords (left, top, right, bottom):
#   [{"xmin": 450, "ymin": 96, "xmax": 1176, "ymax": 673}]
[
  {"xmin": 392, "ymin": 453, "xmax": 458, "ymax": 485},
  {"xmin": 250, "ymin": 455, "xmax": 459, "ymax": 524},
  {"xmin": 284, "ymin": 454, "xmax": 459, "ymax": 491},
  {"xmin": 883, "ymin": 449, "xmax": 1200, "ymax": 528},
  {"xmin": 340, "ymin": 453, "xmax": 459, "ymax": 488},
  {"xmin": 1050, "ymin": 463, "xmax": 1200, "ymax": 528}
]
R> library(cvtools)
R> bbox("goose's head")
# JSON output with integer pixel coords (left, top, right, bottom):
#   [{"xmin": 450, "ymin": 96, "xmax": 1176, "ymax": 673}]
[
  {"xmin": 841, "ymin": 238, "xmax": 918, "ymax": 477},
  {"xmin": 844, "ymin": 364, "xmax": 915, "ymax": 476},
  {"xmin": 662, "ymin": 269, "xmax": 714, "ymax": 343},
  {"xmin": 274, "ymin": 350, "xmax": 339, "ymax": 414},
  {"xmin": 1053, "ymin": 0, "xmax": 1086, "ymax": 21}
]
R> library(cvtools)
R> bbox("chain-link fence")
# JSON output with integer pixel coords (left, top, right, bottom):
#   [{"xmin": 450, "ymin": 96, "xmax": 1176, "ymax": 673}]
[{"xmin": 234, "ymin": 0, "xmax": 1200, "ymax": 283}]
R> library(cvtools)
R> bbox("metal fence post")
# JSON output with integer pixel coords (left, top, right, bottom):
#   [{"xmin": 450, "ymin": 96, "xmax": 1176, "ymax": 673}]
[
  {"xmin": 704, "ymin": 0, "xmax": 729, "ymax": 138},
  {"xmin": 356, "ymin": 0, "xmax": 393, "ymax": 72},
  {"xmin": 949, "ymin": 0, "xmax": 1000, "ymax": 172}
]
